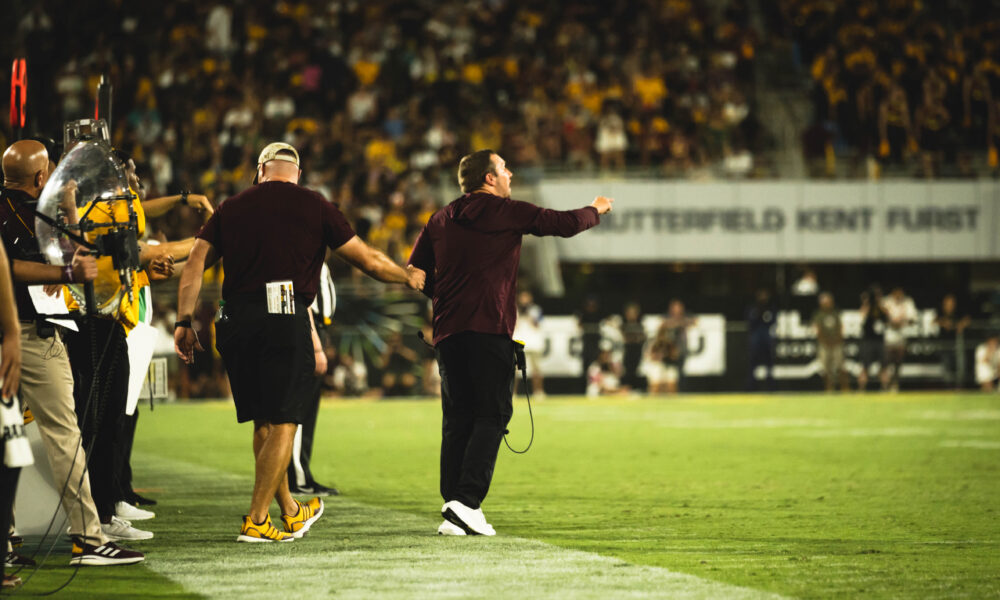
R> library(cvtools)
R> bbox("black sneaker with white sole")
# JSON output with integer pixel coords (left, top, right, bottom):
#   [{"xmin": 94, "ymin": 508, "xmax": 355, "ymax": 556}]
[
  {"xmin": 5, "ymin": 551, "xmax": 36, "ymax": 568},
  {"xmin": 69, "ymin": 538, "xmax": 145, "ymax": 566}
]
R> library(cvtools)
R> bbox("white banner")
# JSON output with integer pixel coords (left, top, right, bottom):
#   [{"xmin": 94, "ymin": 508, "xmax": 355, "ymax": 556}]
[
  {"xmin": 529, "ymin": 314, "xmax": 726, "ymax": 377},
  {"xmin": 537, "ymin": 180, "xmax": 1000, "ymax": 261}
]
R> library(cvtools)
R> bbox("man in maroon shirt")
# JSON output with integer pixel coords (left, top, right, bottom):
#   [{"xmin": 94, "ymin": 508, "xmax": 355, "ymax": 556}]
[
  {"xmin": 408, "ymin": 149, "xmax": 612, "ymax": 536},
  {"xmin": 175, "ymin": 143, "xmax": 424, "ymax": 543}
]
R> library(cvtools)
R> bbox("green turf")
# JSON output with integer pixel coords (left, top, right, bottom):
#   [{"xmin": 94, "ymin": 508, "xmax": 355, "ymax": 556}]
[{"xmin": 8, "ymin": 393, "xmax": 999, "ymax": 598}]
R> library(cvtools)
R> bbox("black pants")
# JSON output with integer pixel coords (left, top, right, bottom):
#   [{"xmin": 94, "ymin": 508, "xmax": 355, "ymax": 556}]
[
  {"xmin": 118, "ymin": 409, "xmax": 139, "ymax": 501},
  {"xmin": 0, "ymin": 446, "xmax": 21, "ymax": 582},
  {"xmin": 747, "ymin": 338, "xmax": 775, "ymax": 392},
  {"xmin": 66, "ymin": 317, "xmax": 129, "ymax": 521},
  {"xmin": 436, "ymin": 332, "xmax": 515, "ymax": 509},
  {"xmin": 287, "ymin": 376, "xmax": 322, "ymax": 488}
]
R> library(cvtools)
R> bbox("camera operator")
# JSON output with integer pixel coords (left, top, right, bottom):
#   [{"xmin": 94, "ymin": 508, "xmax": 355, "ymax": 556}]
[
  {"xmin": 175, "ymin": 142, "xmax": 424, "ymax": 542},
  {"xmin": 0, "ymin": 140, "xmax": 143, "ymax": 565},
  {"xmin": 408, "ymin": 149, "xmax": 612, "ymax": 536},
  {"xmin": 63, "ymin": 152, "xmax": 175, "ymax": 544}
]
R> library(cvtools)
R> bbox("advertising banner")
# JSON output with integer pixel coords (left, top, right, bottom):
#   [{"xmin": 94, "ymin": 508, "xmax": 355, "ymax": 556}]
[{"xmin": 537, "ymin": 180, "xmax": 1000, "ymax": 261}]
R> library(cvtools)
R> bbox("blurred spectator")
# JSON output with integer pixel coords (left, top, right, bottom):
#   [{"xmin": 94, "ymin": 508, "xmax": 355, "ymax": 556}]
[
  {"xmin": 975, "ymin": 333, "xmax": 1000, "ymax": 392},
  {"xmin": 857, "ymin": 286, "xmax": 887, "ymax": 392},
  {"xmin": 513, "ymin": 291, "xmax": 545, "ymax": 398},
  {"xmin": 586, "ymin": 343, "xmax": 626, "ymax": 397},
  {"xmin": 330, "ymin": 351, "xmax": 369, "ymax": 398},
  {"xmin": 792, "ymin": 267, "xmax": 819, "ymax": 296},
  {"xmin": 577, "ymin": 296, "xmax": 602, "ymax": 387},
  {"xmin": 935, "ymin": 294, "xmax": 971, "ymax": 389},
  {"xmin": 620, "ymin": 302, "xmax": 646, "ymax": 391},
  {"xmin": 595, "ymin": 108, "xmax": 627, "ymax": 171},
  {"xmin": 661, "ymin": 299, "xmax": 696, "ymax": 392},
  {"xmin": 380, "ymin": 332, "xmax": 419, "ymax": 397},
  {"xmin": 747, "ymin": 289, "xmax": 776, "ymax": 391},
  {"xmin": 811, "ymin": 292, "xmax": 848, "ymax": 392},
  {"xmin": 882, "ymin": 286, "xmax": 918, "ymax": 392},
  {"xmin": 643, "ymin": 322, "xmax": 679, "ymax": 395}
]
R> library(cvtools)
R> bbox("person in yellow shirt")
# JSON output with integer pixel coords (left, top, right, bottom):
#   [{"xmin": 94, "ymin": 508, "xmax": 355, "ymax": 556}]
[{"xmin": 63, "ymin": 150, "xmax": 198, "ymax": 538}]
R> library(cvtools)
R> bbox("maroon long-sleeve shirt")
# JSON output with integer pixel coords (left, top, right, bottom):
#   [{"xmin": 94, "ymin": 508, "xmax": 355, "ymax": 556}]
[{"xmin": 408, "ymin": 191, "xmax": 600, "ymax": 345}]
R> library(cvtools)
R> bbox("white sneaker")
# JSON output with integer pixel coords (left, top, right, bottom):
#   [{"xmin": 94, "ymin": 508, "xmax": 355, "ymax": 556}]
[
  {"xmin": 101, "ymin": 516, "xmax": 153, "ymax": 541},
  {"xmin": 441, "ymin": 500, "xmax": 495, "ymax": 536},
  {"xmin": 437, "ymin": 520, "xmax": 467, "ymax": 536},
  {"xmin": 473, "ymin": 508, "xmax": 496, "ymax": 535},
  {"xmin": 116, "ymin": 501, "xmax": 155, "ymax": 521}
]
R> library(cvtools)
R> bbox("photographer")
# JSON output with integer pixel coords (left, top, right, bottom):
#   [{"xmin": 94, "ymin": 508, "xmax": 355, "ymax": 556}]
[
  {"xmin": 408, "ymin": 149, "xmax": 611, "ymax": 536},
  {"xmin": 0, "ymin": 140, "xmax": 143, "ymax": 565}
]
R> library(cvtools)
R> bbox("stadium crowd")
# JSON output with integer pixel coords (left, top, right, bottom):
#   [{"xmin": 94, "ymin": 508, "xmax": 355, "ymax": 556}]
[
  {"xmin": 8, "ymin": 0, "xmax": 762, "ymax": 264},
  {"xmin": 774, "ymin": 0, "xmax": 1000, "ymax": 177}
]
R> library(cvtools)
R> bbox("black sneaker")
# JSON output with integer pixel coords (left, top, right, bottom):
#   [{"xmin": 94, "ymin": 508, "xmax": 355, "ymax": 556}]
[
  {"xmin": 128, "ymin": 493, "xmax": 158, "ymax": 507},
  {"xmin": 311, "ymin": 482, "xmax": 339, "ymax": 497},
  {"xmin": 69, "ymin": 538, "xmax": 145, "ymax": 566},
  {"xmin": 290, "ymin": 483, "xmax": 339, "ymax": 497},
  {"xmin": 5, "ymin": 551, "xmax": 36, "ymax": 568}
]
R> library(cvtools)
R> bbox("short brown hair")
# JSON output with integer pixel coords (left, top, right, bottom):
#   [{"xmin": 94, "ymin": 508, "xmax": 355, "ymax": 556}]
[{"xmin": 457, "ymin": 149, "xmax": 497, "ymax": 193}]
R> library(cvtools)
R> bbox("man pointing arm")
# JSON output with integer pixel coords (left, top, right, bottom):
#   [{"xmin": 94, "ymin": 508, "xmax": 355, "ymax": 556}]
[{"xmin": 408, "ymin": 149, "xmax": 611, "ymax": 536}]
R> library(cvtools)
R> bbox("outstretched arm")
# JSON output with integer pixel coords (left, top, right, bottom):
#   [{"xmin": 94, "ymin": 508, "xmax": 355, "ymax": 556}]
[
  {"xmin": 510, "ymin": 196, "xmax": 613, "ymax": 237},
  {"xmin": 334, "ymin": 236, "xmax": 424, "ymax": 291},
  {"xmin": 142, "ymin": 193, "xmax": 214, "ymax": 221}
]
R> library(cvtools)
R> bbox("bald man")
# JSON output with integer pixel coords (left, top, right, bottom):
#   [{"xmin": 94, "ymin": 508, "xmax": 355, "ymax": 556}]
[
  {"xmin": 0, "ymin": 141, "xmax": 144, "ymax": 566},
  {"xmin": 176, "ymin": 142, "xmax": 424, "ymax": 542}
]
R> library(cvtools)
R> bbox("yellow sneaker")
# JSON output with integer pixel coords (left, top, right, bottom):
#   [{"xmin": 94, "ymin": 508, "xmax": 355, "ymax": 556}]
[
  {"xmin": 281, "ymin": 497, "xmax": 324, "ymax": 538},
  {"xmin": 237, "ymin": 514, "xmax": 294, "ymax": 543}
]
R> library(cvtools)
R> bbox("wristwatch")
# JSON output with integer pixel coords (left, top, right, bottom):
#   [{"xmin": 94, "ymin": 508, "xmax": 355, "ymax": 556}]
[
  {"xmin": 174, "ymin": 320, "xmax": 192, "ymax": 329},
  {"xmin": 180, "ymin": 190, "xmax": 190, "ymax": 206}
]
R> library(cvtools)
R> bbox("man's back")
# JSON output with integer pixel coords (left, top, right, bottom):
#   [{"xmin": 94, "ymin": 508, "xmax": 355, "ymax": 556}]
[{"xmin": 197, "ymin": 181, "xmax": 354, "ymax": 303}]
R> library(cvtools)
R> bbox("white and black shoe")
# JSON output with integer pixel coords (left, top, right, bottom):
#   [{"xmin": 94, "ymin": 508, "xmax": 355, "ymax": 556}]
[
  {"xmin": 101, "ymin": 516, "xmax": 154, "ymax": 541},
  {"xmin": 116, "ymin": 500, "xmax": 155, "ymax": 521},
  {"xmin": 70, "ymin": 539, "xmax": 144, "ymax": 566},
  {"xmin": 437, "ymin": 520, "xmax": 467, "ymax": 536},
  {"xmin": 442, "ymin": 501, "xmax": 496, "ymax": 536}
]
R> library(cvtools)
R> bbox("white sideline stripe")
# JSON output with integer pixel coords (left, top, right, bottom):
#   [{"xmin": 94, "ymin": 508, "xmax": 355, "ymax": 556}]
[
  {"xmin": 137, "ymin": 454, "xmax": 785, "ymax": 600},
  {"xmin": 939, "ymin": 440, "xmax": 1000, "ymax": 449}
]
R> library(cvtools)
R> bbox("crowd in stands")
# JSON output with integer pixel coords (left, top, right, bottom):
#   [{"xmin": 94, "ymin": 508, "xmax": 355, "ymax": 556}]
[
  {"xmin": 776, "ymin": 0, "xmax": 1000, "ymax": 177},
  {"xmin": 7, "ymin": 0, "xmax": 763, "ymax": 264}
]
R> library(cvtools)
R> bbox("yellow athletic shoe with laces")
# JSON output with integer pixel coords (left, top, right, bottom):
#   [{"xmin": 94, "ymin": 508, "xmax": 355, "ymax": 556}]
[
  {"xmin": 237, "ymin": 514, "xmax": 295, "ymax": 543},
  {"xmin": 281, "ymin": 497, "xmax": 324, "ymax": 538}
]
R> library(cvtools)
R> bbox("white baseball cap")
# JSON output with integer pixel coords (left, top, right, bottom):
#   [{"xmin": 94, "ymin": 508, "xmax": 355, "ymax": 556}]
[{"xmin": 253, "ymin": 142, "xmax": 299, "ymax": 184}]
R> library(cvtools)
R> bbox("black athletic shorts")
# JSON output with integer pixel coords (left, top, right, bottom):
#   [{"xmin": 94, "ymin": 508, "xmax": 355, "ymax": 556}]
[
  {"xmin": 858, "ymin": 339, "xmax": 883, "ymax": 368},
  {"xmin": 215, "ymin": 296, "xmax": 314, "ymax": 424}
]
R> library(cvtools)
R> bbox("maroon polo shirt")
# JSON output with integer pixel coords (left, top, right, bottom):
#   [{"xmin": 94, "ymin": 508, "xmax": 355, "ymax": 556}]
[
  {"xmin": 197, "ymin": 181, "xmax": 355, "ymax": 305},
  {"xmin": 408, "ymin": 191, "xmax": 600, "ymax": 345}
]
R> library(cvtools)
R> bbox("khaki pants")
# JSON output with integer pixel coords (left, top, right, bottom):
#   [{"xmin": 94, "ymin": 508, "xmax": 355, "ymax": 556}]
[{"xmin": 20, "ymin": 327, "xmax": 104, "ymax": 545}]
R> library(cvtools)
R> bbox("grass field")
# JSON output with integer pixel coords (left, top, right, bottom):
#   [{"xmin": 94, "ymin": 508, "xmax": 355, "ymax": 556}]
[{"xmin": 8, "ymin": 393, "xmax": 1000, "ymax": 599}]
